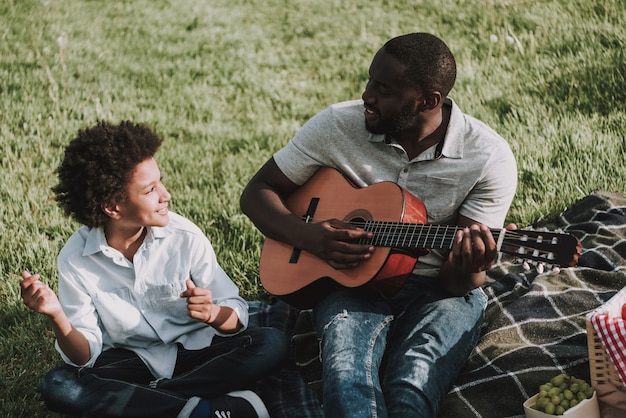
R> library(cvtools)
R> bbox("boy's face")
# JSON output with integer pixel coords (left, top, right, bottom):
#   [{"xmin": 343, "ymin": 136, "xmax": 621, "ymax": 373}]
[{"xmin": 114, "ymin": 157, "xmax": 171, "ymax": 228}]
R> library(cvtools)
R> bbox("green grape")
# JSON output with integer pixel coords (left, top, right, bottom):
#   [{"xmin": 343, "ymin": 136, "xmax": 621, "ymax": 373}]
[
  {"xmin": 537, "ymin": 397, "xmax": 549, "ymax": 409},
  {"xmin": 540, "ymin": 384, "xmax": 552, "ymax": 392},
  {"xmin": 548, "ymin": 387, "xmax": 561, "ymax": 397},
  {"xmin": 531, "ymin": 373, "xmax": 596, "ymax": 415},
  {"xmin": 550, "ymin": 374, "xmax": 566, "ymax": 387}
]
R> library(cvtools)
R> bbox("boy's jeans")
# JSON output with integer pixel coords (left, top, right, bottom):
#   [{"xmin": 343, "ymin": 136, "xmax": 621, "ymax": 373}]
[
  {"xmin": 314, "ymin": 275, "xmax": 487, "ymax": 418},
  {"xmin": 40, "ymin": 327, "xmax": 287, "ymax": 417}
]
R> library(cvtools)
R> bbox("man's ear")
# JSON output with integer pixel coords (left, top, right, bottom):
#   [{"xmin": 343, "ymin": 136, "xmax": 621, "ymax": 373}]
[
  {"xmin": 415, "ymin": 91, "xmax": 442, "ymax": 113},
  {"xmin": 423, "ymin": 91, "xmax": 442, "ymax": 111},
  {"xmin": 101, "ymin": 201, "xmax": 121, "ymax": 220}
]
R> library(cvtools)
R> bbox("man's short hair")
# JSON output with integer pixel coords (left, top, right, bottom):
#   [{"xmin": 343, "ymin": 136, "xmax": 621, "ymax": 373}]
[{"xmin": 383, "ymin": 32, "xmax": 457, "ymax": 97}]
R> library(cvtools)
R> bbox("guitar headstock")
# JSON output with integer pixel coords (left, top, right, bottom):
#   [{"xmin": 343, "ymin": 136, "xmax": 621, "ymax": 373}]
[{"xmin": 499, "ymin": 229, "xmax": 582, "ymax": 267}]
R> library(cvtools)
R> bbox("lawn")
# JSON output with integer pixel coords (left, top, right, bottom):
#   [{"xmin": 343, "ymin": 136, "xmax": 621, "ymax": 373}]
[{"xmin": 1, "ymin": 0, "xmax": 624, "ymax": 415}]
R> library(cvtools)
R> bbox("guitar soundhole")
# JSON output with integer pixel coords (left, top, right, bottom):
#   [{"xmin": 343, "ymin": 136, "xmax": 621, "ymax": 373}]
[
  {"xmin": 345, "ymin": 209, "xmax": 372, "ymax": 244},
  {"xmin": 344, "ymin": 209, "xmax": 373, "ymax": 224}
]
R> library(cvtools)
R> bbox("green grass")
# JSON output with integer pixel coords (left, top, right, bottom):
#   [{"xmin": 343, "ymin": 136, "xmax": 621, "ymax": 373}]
[{"xmin": 1, "ymin": 0, "xmax": 625, "ymax": 415}]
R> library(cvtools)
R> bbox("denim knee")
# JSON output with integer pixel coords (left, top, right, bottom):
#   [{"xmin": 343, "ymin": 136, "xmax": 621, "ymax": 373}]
[
  {"xmin": 247, "ymin": 326, "xmax": 290, "ymax": 368},
  {"xmin": 40, "ymin": 365, "xmax": 83, "ymax": 414}
]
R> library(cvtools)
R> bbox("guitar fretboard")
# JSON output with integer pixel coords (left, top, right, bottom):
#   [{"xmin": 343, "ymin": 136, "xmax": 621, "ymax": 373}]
[
  {"xmin": 353, "ymin": 220, "xmax": 467, "ymax": 250},
  {"xmin": 351, "ymin": 221, "xmax": 470, "ymax": 250},
  {"xmin": 349, "ymin": 219, "xmax": 580, "ymax": 266}
]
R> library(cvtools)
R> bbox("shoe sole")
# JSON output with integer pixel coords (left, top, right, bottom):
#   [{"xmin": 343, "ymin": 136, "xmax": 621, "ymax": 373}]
[{"xmin": 225, "ymin": 390, "xmax": 270, "ymax": 418}]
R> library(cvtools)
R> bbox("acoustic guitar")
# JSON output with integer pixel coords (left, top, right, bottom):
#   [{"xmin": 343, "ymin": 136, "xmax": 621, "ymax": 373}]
[{"xmin": 259, "ymin": 167, "xmax": 582, "ymax": 308}]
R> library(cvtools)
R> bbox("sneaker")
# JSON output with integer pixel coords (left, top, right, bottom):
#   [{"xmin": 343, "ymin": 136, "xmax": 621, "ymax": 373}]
[{"xmin": 210, "ymin": 390, "xmax": 270, "ymax": 418}]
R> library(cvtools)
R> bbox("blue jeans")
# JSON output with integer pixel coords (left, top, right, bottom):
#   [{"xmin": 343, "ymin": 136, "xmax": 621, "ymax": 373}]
[
  {"xmin": 40, "ymin": 327, "xmax": 288, "ymax": 417},
  {"xmin": 314, "ymin": 275, "xmax": 487, "ymax": 418}
]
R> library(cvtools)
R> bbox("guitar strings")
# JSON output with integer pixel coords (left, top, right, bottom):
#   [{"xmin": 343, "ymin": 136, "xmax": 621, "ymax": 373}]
[
  {"xmin": 304, "ymin": 217, "xmax": 577, "ymax": 267},
  {"xmin": 303, "ymin": 217, "xmax": 565, "ymax": 246},
  {"xmin": 304, "ymin": 217, "xmax": 575, "ymax": 265}
]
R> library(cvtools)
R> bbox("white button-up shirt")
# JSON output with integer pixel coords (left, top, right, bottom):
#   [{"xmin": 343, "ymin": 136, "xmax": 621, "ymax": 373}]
[{"xmin": 55, "ymin": 212, "xmax": 249, "ymax": 379}]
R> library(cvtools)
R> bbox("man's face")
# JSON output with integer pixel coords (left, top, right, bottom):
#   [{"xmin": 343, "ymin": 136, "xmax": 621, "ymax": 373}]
[
  {"xmin": 114, "ymin": 157, "xmax": 171, "ymax": 229},
  {"xmin": 361, "ymin": 49, "xmax": 424, "ymax": 135}
]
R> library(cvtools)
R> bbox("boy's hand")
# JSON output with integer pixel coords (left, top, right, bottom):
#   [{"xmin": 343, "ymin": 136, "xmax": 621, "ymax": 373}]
[
  {"xmin": 180, "ymin": 279, "xmax": 216, "ymax": 324},
  {"xmin": 20, "ymin": 271, "xmax": 63, "ymax": 318}
]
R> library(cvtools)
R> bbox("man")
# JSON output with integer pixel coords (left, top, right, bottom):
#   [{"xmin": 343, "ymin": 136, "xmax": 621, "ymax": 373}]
[
  {"xmin": 20, "ymin": 121, "xmax": 287, "ymax": 417},
  {"xmin": 240, "ymin": 33, "xmax": 517, "ymax": 417}
]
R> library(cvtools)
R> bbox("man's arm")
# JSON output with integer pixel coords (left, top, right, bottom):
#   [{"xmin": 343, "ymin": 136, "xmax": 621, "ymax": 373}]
[
  {"xmin": 240, "ymin": 158, "xmax": 304, "ymax": 245},
  {"xmin": 438, "ymin": 215, "xmax": 497, "ymax": 296},
  {"xmin": 438, "ymin": 216, "xmax": 517, "ymax": 296},
  {"xmin": 240, "ymin": 158, "xmax": 374, "ymax": 270}
]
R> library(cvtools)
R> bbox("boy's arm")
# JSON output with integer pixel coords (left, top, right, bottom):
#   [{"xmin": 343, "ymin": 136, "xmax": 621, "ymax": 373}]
[
  {"xmin": 20, "ymin": 271, "xmax": 91, "ymax": 365},
  {"xmin": 180, "ymin": 280, "xmax": 242, "ymax": 333}
]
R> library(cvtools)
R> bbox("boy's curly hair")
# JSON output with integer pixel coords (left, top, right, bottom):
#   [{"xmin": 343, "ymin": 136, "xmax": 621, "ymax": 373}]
[{"xmin": 53, "ymin": 120, "xmax": 162, "ymax": 228}]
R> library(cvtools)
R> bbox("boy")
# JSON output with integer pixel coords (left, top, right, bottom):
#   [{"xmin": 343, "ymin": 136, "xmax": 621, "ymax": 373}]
[{"xmin": 20, "ymin": 120, "xmax": 287, "ymax": 417}]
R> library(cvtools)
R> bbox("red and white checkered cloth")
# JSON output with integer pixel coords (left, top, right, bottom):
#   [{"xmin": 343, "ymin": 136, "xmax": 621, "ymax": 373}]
[{"xmin": 590, "ymin": 312, "xmax": 626, "ymax": 384}]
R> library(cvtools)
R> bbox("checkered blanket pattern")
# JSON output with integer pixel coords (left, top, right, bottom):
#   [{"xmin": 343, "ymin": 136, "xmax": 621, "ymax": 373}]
[
  {"xmin": 441, "ymin": 191, "xmax": 626, "ymax": 417},
  {"xmin": 248, "ymin": 300, "xmax": 323, "ymax": 418},
  {"xmin": 251, "ymin": 191, "xmax": 626, "ymax": 418}
]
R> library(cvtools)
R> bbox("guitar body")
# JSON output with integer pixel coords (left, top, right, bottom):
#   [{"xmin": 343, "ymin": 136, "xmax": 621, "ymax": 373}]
[{"xmin": 259, "ymin": 167, "xmax": 428, "ymax": 308}]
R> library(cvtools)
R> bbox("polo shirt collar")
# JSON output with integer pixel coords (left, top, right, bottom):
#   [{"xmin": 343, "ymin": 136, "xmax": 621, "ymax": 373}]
[
  {"xmin": 365, "ymin": 98, "xmax": 464, "ymax": 159},
  {"xmin": 439, "ymin": 98, "xmax": 464, "ymax": 159},
  {"xmin": 367, "ymin": 134, "xmax": 387, "ymax": 144}
]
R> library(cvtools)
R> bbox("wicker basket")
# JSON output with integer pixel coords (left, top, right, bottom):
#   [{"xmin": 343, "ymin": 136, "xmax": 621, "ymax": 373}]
[{"xmin": 586, "ymin": 287, "xmax": 626, "ymax": 391}]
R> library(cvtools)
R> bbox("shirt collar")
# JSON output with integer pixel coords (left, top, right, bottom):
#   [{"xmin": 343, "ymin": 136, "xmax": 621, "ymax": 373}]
[
  {"xmin": 83, "ymin": 227, "xmax": 107, "ymax": 256},
  {"xmin": 367, "ymin": 134, "xmax": 387, "ymax": 144},
  {"xmin": 365, "ymin": 98, "xmax": 464, "ymax": 159},
  {"xmin": 439, "ymin": 98, "xmax": 464, "ymax": 159},
  {"xmin": 82, "ymin": 223, "xmax": 171, "ymax": 256}
]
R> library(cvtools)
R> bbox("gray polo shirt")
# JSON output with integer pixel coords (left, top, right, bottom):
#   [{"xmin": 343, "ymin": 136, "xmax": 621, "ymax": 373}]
[{"xmin": 274, "ymin": 98, "xmax": 517, "ymax": 273}]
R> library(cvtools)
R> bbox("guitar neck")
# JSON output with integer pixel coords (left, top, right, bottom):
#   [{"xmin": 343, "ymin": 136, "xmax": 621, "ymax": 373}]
[
  {"xmin": 353, "ymin": 220, "xmax": 501, "ymax": 250},
  {"xmin": 352, "ymin": 219, "xmax": 581, "ymax": 267}
]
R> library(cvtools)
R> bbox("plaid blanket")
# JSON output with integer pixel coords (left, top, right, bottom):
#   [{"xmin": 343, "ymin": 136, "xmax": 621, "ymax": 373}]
[
  {"xmin": 441, "ymin": 190, "xmax": 626, "ymax": 417},
  {"xmin": 250, "ymin": 191, "xmax": 626, "ymax": 418}
]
